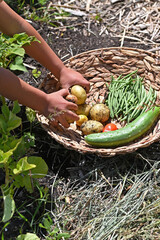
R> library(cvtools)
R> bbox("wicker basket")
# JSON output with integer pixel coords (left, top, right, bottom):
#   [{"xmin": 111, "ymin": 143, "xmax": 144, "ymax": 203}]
[{"xmin": 37, "ymin": 47, "xmax": 160, "ymax": 157}]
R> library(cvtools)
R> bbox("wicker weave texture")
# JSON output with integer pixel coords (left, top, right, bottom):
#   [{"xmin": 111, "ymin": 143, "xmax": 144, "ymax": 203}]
[{"xmin": 37, "ymin": 47, "xmax": 160, "ymax": 157}]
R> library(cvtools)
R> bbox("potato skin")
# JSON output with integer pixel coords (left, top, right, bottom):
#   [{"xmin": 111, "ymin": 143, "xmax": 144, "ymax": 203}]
[
  {"xmin": 90, "ymin": 104, "xmax": 110, "ymax": 123},
  {"xmin": 66, "ymin": 94, "xmax": 78, "ymax": 104},
  {"xmin": 76, "ymin": 104, "xmax": 91, "ymax": 117},
  {"xmin": 76, "ymin": 115, "xmax": 88, "ymax": 126},
  {"xmin": 81, "ymin": 120, "xmax": 103, "ymax": 135},
  {"xmin": 71, "ymin": 85, "xmax": 87, "ymax": 105}
]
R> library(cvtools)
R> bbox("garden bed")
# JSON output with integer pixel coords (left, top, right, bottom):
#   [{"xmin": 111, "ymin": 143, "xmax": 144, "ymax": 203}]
[{"xmin": 1, "ymin": 0, "xmax": 160, "ymax": 239}]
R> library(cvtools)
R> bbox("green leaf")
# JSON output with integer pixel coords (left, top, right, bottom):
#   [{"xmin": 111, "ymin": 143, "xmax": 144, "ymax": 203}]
[
  {"xmin": 1, "ymin": 104, "xmax": 10, "ymax": 120},
  {"xmin": 39, "ymin": 223, "xmax": 47, "ymax": 229},
  {"xmin": 0, "ymin": 138, "xmax": 22, "ymax": 164},
  {"xmin": 2, "ymin": 137, "xmax": 22, "ymax": 153},
  {"xmin": 2, "ymin": 193, "xmax": 15, "ymax": 222},
  {"xmin": 49, "ymin": 227, "xmax": 59, "ymax": 236},
  {"xmin": 12, "ymin": 100, "xmax": 21, "ymax": 114},
  {"xmin": 7, "ymin": 47, "xmax": 25, "ymax": 57},
  {"xmin": 7, "ymin": 111, "xmax": 21, "ymax": 132},
  {"xmin": 26, "ymin": 107, "xmax": 36, "ymax": 123},
  {"xmin": 0, "ymin": 114, "xmax": 7, "ymax": 133},
  {"xmin": 56, "ymin": 233, "xmax": 70, "ymax": 240},
  {"xmin": 13, "ymin": 32, "xmax": 39, "ymax": 46},
  {"xmin": 16, "ymin": 233, "xmax": 40, "ymax": 240},
  {"xmin": 23, "ymin": 174, "xmax": 33, "ymax": 193},
  {"xmin": 23, "ymin": 132, "xmax": 35, "ymax": 147},
  {"xmin": 0, "ymin": 149, "xmax": 13, "ymax": 164},
  {"xmin": 43, "ymin": 218, "xmax": 52, "ymax": 231},
  {"xmin": 13, "ymin": 133, "xmax": 35, "ymax": 159},
  {"xmin": 9, "ymin": 56, "xmax": 27, "ymax": 72},
  {"xmin": 10, "ymin": 138, "xmax": 22, "ymax": 149},
  {"xmin": 13, "ymin": 157, "xmax": 36, "ymax": 175},
  {"xmin": 13, "ymin": 32, "xmax": 30, "ymax": 42},
  {"xmin": 32, "ymin": 69, "xmax": 41, "ymax": 78},
  {"xmin": 28, "ymin": 156, "xmax": 48, "ymax": 178},
  {"xmin": 0, "ymin": 32, "xmax": 38, "ymax": 69},
  {"xmin": 13, "ymin": 175, "xmax": 25, "ymax": 188}
]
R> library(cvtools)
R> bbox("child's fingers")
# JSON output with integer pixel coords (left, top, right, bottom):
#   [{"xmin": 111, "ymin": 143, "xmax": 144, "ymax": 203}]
[
  {"xmin": 58, "ymin": 117, "xmax": 70, "ymax": 128},
  {"xmin": 58, "ymin": 88, "xmax": 69, "ymax": 97}
]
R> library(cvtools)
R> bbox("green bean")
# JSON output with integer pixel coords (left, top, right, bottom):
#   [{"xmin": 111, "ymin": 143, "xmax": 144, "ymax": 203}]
[
  {"xmin": 105, "ymin": 70, "xmax": 157, "ymax": 123},
  {"xmin": 119, "ymin": 70, "xmax": 138, "ymax": 81}
]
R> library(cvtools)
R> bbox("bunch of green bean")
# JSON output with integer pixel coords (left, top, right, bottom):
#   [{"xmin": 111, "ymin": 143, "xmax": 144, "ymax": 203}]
[{"xmin": 106, "ymin": 70, "xmax": 157, "ymax": 123}]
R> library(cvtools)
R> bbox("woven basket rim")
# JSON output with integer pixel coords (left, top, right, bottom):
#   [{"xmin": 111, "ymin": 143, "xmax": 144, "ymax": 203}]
[
  {"xmin": 63, "ymin": 46, "xmax": 159, "ymax": 61},
  {"xmin": 37, "ymin": 46, "xmax": 160, "ymax": 157}
]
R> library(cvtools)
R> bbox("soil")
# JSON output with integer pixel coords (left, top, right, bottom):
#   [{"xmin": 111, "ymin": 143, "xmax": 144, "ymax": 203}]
[{"xmin": 1, "ymin": 1, "xmax": 160, "ymax": 239}]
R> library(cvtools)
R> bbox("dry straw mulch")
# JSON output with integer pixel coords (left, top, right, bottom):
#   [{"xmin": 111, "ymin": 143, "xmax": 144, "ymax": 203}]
[{"xmin": 52, "ymin": 0, "xmax": 160, "ymax": 52}]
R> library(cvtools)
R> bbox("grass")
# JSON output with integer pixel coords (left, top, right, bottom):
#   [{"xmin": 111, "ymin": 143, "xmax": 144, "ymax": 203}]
[{"xmin": 46, "ymin": 158, "xmax": 160, "ymax": 240}]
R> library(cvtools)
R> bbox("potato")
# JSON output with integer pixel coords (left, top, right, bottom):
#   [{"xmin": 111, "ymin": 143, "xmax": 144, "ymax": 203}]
[
  {"xmin": 66, "ymin": 117, "xmax": 75, "ymax": 124},
  {"xmin": 71, "ymin": 85, "xmax": 87, "ymax": 105},
  {"xmin": 66, "ymin": 94, "xmax": 78, "ymax": 104},
  {"xmin": 76, "ymin": 115, "xmax": 88, "ymax": 126},
  {"xmin": 90, "ymin": 104, "xmax": 110, "ymax": 123},
  {"xmin": 76, "ymin": 104, "xmax": 91, "ymax": 117},
  {"xmin": 81, "ymin": 120, "xmax": 103, "ymax": 135}
]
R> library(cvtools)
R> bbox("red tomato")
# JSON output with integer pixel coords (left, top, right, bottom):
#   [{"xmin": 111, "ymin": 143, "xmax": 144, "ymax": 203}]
[{"xmin": 103, "ymin": 123, "xmax": 118, "ymax": 132}]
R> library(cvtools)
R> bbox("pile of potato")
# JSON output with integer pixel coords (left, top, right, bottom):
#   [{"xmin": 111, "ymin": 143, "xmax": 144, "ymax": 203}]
[{"xmin": 67, "ymin": 85, "xmax": 110, "ymax": 135}]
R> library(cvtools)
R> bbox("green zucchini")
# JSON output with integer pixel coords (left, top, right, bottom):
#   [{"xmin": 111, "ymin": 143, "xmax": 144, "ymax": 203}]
[{"xmin": 85, "ymin": 106, "xmax": 160, "ymax": 147}]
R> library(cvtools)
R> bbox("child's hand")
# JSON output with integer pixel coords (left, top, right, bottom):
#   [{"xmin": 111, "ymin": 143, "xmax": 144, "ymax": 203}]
[
  {"xmin": 59, "ymin": 67, "xmax": 90, "ymax": 93},
  {"xmin": 42, "ymin": 89, "xmax": 79, "ymax": 128}
]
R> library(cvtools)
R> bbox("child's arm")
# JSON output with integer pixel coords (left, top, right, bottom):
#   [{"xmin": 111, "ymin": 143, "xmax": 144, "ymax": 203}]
[
  {"xmin": 0, "ymin": 67, "xmax": 79, "ymax": 128},
  {"xmin": 0, "ymin": 1, "xmax": 90, "ymax": 127},
  {"xmin": 0, "ymin": 1, "xmax": 90, "ymax": 91}
]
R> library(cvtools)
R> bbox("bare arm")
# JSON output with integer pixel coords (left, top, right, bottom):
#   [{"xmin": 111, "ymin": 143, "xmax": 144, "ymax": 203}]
[
  {"xmin": 0, "ymin": 67, "xmax": 79, "ymax": 127},
  {"xmin": 0, "ymin": 1, "xmax": 90, "ymax": 127},
  {"xmin": 0, "ymin": 1, "xmax": 64, "ymax": 79},
  {"xmin": 0, "ymin": 1, "xmax": 90, "ymax": 91}
]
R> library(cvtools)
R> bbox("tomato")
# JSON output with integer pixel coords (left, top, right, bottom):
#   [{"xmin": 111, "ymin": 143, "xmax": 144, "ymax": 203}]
[{"xmin": 103, "ymin": 123, "xmax": 118, "ymax": 132}]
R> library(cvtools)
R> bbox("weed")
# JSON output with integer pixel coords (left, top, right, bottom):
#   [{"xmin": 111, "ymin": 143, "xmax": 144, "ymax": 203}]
[{"xmin": 39, "ymin": 214, "xmax": 70, "ymax": 240}]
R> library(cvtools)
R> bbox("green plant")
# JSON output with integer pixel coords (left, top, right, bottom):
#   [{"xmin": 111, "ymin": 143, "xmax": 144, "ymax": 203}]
[
  {"xmin": 5, "ymin": 0, "xmax": 49, "ymax": 12},
  {"xmin": 0, "ymin": 99, "xmax": 48, "ymax": 222},
  {"xmin": 94, "ymin": 13, "xmax": 103, "ymax": 23},
  {"xmin": 39, "ymin": 214, "xmax": 70, "ymax": 240},
  {"xmin": 32, "ymin": 69, "xmax": 42, "ymax": 78},
  {"xmin": 10, "ymin": 183, "xmax": 49, "ymax": 238},
  {"xmin": 25, "ymin": 107, "xmax": 37, "ymax": 133},
  {"xmin": 24, "ymin": 5, "xmax": 70, "ymax": 27},
  {"xmin": 16, "ymin": 232, "xmax": 40, "ymax": 240},
  {"xmin": 0, "ymin": 32, "xmax": 38, "ymax": 71}
]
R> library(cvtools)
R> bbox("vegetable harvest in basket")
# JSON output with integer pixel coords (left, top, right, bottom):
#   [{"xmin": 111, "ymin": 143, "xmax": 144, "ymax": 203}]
[
  {"xmin": 82, "ymin": 70, "xmax": 158, "ymax": 148},
  {"xmin": 66, "ymin": 71, "xmax": 159, "ymax": 148},
  {"xmin": 85, "ymin": 106, "xmax": 160, "ymax": 147}
]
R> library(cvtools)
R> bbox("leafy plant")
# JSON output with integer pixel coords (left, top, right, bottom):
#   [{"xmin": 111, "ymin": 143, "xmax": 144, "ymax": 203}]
[
  {"xmin": 32, "ymin": 69, "xmax": 41, "ymax": 78},
  {"xmin": 5, "ymin": 0, "xmax": 49, "ymax": 13},
  {"xmin": 39, "ymin": 214, "xmax": 70, "ymax": 240},
  {"xmin": 0, "ymin": 99, "xmax": 48, "ymax": 222},
  {"xmin": 23, "ymin": 4, "xmax": 70, "ymax": 26},
  {"xmin": 0, "ymin": 32, "xmax": 38, "ymax": 71},
  {"xmin": 25, "ymin": 107, "xmax": 37, "ymax": 132},
  {"xmin": 17, "ymin": 232, "xmax": 40, "ymax": 240}
]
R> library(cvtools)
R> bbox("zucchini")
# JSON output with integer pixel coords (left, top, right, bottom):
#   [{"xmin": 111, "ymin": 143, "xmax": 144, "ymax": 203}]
[{"xmin": 85, "ymin": 106, "xmax": 160, "ymax": 147}]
